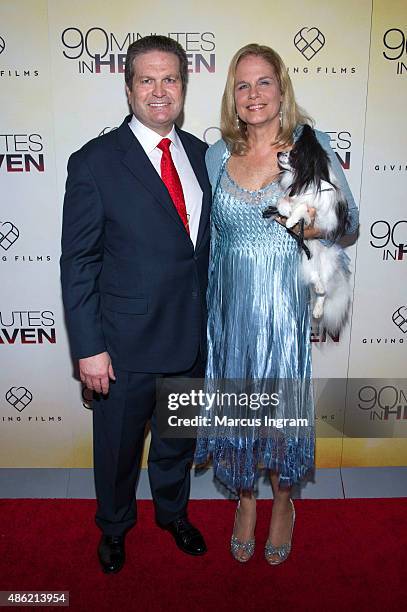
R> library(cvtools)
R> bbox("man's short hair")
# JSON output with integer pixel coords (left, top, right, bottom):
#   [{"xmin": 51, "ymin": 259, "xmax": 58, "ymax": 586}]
[{"xmin": 125, "ymin": 35, "xmax": 188, "ymax": 90}]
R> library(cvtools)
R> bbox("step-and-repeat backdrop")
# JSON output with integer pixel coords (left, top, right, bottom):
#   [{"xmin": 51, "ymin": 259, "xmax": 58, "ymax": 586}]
[{"xmin": 1, "ymin": 0, "xmax": 406, "ymax": 469}]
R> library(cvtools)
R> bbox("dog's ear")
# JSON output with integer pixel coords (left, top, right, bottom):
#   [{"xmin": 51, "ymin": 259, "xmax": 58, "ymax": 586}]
[
  {"xmin": 289, "ymin": 125, "xmax": 331, "ymax": 195},
  {"xmin": 330, "ymin": 198, "xmax": 349, "ymax": 240}
]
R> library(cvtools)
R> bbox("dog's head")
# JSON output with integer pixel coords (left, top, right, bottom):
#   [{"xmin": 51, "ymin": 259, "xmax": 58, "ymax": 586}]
[
  {"xmin": 277, "ymin": 151, "xmax": 292, "ymax": 172},
  {"xmin": 281, "ymin": 125, "xmax": 332, "ymax": 196}
]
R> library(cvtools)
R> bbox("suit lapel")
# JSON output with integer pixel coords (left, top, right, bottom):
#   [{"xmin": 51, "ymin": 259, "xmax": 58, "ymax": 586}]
[
  {"xmin": 176, "ymin": 127, "xmax": 211, "ymax": 252},
  {"xmin": 117, "ymin": 117, "xmax": 187, "ymax": 233},
  {"xmin": 116, "ymin": 117, "xmax": 211, "ymax": 251}
]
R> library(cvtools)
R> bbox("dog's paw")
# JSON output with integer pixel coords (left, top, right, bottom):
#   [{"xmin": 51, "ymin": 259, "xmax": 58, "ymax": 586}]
[
  {"xmin": 314, "ymin": 282, "xmax": 325, "ymax": 295},
  {"xmin": 277, "ymin": 200, "xmax": 291, "ymax": 218},
  {"xmin": 313, "ymin": 301, "xmax": 324, "ymax": 319},
  {"xmin": 303, "ymin": 212, "xmax": 312, "ymax": 226}
]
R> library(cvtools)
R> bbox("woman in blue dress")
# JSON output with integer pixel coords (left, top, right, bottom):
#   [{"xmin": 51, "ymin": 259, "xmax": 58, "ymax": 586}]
[{"xmin": 194, "ymin": 44, "xmax": 358, "ymax": 564}]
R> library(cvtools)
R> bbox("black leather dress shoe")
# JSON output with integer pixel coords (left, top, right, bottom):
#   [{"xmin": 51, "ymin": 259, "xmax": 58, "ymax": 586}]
[
  {"xmin": 97, "ymin": 534, "xmax": 125, "ymax": 574},
  {"xmin": 165, "ymin": 517, "xmax": 207, "ymax": 556}
]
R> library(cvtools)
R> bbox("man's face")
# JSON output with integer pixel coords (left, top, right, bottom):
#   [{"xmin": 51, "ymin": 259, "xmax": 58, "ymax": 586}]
[{"xmin": 126, "ymin": 50, "xmax": 184, "ymax": 136}]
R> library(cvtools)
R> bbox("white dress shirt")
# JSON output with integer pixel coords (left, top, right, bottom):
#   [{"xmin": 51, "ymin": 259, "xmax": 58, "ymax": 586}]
[{"xmin": 129, "ymin": 115, "xmax": 203, "ymax": 248}]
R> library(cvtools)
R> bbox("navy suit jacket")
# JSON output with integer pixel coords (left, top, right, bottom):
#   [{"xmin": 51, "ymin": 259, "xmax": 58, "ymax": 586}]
[{"xmin": 60, "ymin": 115, "xmax": 211, "ymax": 373}]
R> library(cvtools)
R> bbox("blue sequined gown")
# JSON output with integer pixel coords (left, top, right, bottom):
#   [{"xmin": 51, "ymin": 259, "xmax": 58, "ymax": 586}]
[{"xmin": 194, "ymin": 144, "xmax": 315, "ymax": 491}]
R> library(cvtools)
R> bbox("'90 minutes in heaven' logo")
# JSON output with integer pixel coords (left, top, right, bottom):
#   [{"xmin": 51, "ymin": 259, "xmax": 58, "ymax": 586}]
[{"xmin": 61, "ymin": 28, "xmax": 216, "ymax": 76}]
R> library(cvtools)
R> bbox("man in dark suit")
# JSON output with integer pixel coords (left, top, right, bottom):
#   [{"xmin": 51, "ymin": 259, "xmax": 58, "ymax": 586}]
[{"xmin": 60, "ymin": 35, "xmax": 211, "ymax": 573}]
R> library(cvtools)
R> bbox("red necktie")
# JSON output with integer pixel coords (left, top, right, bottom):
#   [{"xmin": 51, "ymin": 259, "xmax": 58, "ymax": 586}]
[{"xmin": 157, "ymin": 138, "xmax": 190, "ymax": 234}]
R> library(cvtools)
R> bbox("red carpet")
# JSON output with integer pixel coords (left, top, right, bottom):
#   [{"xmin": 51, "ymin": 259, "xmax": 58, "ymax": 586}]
[{"xmin": 0, "ymin": 499, "xmax": 405, "ymax": 611}]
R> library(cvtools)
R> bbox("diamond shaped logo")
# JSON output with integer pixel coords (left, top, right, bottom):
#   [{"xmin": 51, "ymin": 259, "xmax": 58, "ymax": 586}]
[
  {"xmin": 0, "ymin": 36, "xmax": 5, "ymax": 55},
  {"xmin": 0, "ymin": 221, "xmax": 19, "ymax": 251},
  {"xmin": 294, "ymin": 27, "xmax": 325, "ymax": 61},
  {"xmin": 392, "ymin": 306, "xmax": 407, "ymax": 334},
  {"xmin": 6, "ymin": 386, "xmax": 33, "ymax": 412}
]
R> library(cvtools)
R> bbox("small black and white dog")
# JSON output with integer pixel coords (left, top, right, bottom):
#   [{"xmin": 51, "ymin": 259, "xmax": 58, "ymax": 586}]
[{"xmin": 273, "ymin": 125, "xmax": 351, "ymax": 333}]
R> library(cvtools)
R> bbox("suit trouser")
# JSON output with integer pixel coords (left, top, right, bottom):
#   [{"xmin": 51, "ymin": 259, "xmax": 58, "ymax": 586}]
[{"xmin": 92, "ymin": 352, "xmax": 205, "ymax": 536}]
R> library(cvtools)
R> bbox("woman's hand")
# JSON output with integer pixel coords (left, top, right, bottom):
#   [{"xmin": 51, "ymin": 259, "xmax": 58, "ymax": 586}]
[{"xmin": 275, "ymin": 207, "xmax": 323, "ymax": 239}]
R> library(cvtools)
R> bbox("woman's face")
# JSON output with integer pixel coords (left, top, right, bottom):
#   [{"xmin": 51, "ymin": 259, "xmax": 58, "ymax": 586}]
[{"xmin": 234, "ymin": 54, "xmax": 282, "ymax": 129}]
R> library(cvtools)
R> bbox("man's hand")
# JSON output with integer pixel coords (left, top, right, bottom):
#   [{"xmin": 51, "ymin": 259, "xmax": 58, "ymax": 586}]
[
  {"xmin": 276, "ymin": 207, "xmax": 323, "ymax": 239},
  {"xmin": 79, "ymin": 351, "xmax": 116, "ymax": 395}
]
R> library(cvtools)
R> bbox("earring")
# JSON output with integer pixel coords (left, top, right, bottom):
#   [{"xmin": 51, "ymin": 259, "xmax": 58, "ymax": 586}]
[
  {"xmin": 279, "ymin": 108, "xmax": 283, "ymax": 127},
  {"xmin": 235, "ymin": 113, "xmax": 240, "ymax": 129}
]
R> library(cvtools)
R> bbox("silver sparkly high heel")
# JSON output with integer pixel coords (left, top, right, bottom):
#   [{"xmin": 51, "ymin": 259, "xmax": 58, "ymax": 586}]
[
  {"xmin": 230, "ymin": 500, "xmax": 256, "ymax": 563},
  {"xmin": 265, "ymin": 498, "xmax": 295, "ymax": 565}
]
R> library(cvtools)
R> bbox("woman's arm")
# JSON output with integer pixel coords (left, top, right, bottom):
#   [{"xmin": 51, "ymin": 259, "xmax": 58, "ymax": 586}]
[
  {"xmin": 205, "ymin": 140, "xmax": 227, "ymax": 279},
  {"xmin": 205, "ymin": 139, "xmax": 228, "ymax": 191},
  {"xmin": 316, "ymin": 130, "xmax": 359, "ymax": 237}
]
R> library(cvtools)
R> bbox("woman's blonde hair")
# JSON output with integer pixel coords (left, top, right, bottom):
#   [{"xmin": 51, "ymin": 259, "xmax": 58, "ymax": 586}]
[{"xmin": 221, "ymin": 43, "xmax": 313, "ymax": 155}]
